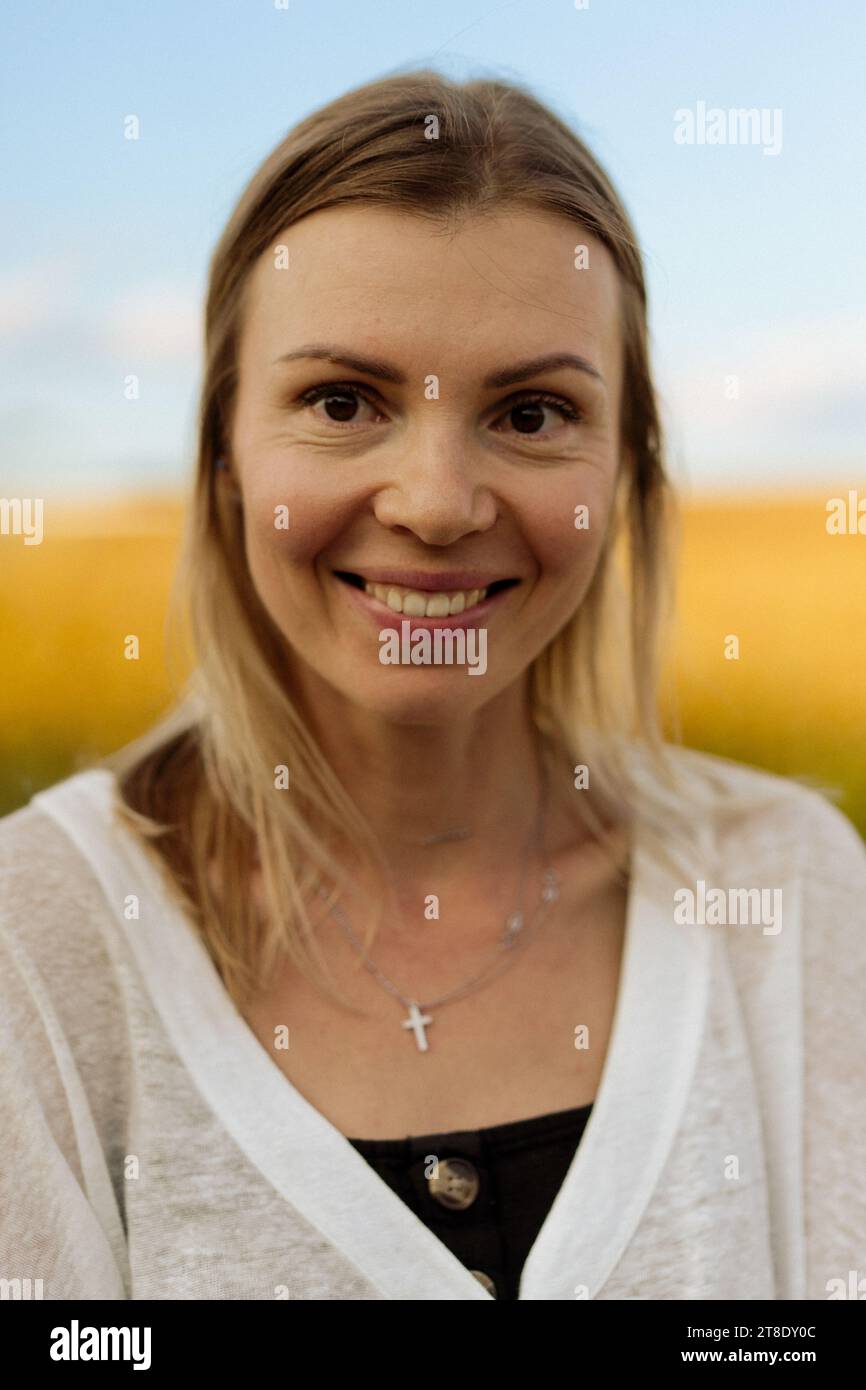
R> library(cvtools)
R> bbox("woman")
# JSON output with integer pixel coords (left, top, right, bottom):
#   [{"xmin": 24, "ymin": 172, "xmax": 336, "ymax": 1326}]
[{"xmin": 1, "ymin": 70, "xmax": 863, "ymax": 1303}]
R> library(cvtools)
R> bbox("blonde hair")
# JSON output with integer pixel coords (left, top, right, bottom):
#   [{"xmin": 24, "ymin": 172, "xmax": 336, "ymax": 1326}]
[{"xmin": 107, "ymin": 69, "xmax": 698, "ymax": 1012}]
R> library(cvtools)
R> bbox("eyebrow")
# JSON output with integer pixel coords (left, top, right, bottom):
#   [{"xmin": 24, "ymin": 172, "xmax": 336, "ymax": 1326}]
[{"xmin": 272, "ymin": 344, "xmax": 605, "ymax": 389}]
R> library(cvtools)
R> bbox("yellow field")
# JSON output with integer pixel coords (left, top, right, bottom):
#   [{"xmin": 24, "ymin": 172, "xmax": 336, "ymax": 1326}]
[{"xmin": 1, "ymin": 491, "xmax": 864, "ymax": 834}]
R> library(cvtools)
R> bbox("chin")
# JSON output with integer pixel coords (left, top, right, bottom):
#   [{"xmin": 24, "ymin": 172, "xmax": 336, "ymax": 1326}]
[{"xmin": 339, "ymin": 672, "xmax": 500, "ymax": 727}]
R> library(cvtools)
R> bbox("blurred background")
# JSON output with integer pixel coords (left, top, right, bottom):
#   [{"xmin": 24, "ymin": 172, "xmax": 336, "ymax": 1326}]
[{"xmin": 1, "ymin": 0, "xmax": 864, "ymax": 832}]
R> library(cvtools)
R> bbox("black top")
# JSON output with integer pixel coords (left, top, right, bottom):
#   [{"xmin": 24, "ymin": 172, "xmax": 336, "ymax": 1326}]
[{"xmin": 348, "ymin": 1102, "xmax": 593, "ymax": 1299}]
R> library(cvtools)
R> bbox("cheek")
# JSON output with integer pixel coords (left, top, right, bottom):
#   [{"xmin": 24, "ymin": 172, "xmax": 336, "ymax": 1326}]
[
  {"xmin": 523, "ymin": 469, "xmax": 617, "ymax": 585},
  {"xmin": 237, "ymin": 481, "xmax": 327, "ymax": 640},
  {"xmin": 240, "ymin": 460, "xmax": 348, "ymax": 581}
]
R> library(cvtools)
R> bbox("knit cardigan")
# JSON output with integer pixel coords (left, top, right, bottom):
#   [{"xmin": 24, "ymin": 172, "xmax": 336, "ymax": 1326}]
[{"xmin": 0, "ymin": 748, "xmax": 863, "ymax": 1300}]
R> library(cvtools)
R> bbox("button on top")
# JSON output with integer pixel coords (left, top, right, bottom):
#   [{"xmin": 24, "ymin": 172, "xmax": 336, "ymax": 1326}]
[
  {"xmin": 469, "ymin": 1269, "xmax": 497, "ymax": 1297},
  {"xmin": 426, "ymin": 1156, "xmax": 480, "ymax": 1210}
]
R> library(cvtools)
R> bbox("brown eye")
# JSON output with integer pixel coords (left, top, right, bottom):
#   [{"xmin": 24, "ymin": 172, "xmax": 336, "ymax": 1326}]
[
  {"xmin": 510, "ymin": 400, "xmax": 547, "ymax": 434},
  {"xmin": 319, "ymin": 389, "xmax": 361, "ymax": 421},
  {"xmin": 495, "ymin": 391, "xmax": 583, "ymax": 437},
  {"xmin": 298, "ymin": 382, "xmax": 382, "ymax": 425}
]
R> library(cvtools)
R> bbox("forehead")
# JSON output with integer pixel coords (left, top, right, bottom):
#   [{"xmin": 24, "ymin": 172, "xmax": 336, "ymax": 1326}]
[{"xmin": 239, "ymin": 203, "xmax": 623, "ymax": 386}]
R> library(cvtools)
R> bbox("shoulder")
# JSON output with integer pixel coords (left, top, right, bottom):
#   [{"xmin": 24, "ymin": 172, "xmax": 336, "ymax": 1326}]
[
  {"xmin": 0, "ymin": 771, "xmax": 140, "ymax": 1192},
  {"xmin": 0, "ymin": 774, "xmax": 108, "ymax": 915},
  {"xmin": 0, "ymin": 767, "xmax": 121, "ymax": 919},
  {"xmin": 658, "ymin": 742, "xmax": 866, "ymax": 886},
  {"xmin": 0, "ymin": 774, "xmax": 137, "ymax": 1290},
  {"xmin": 652, "ymin": 747, "xmax": 866, "ymax": 1026},
  {"xmin": 0, "ymin": 768, "xmax": 132, "ymax": 1042}
]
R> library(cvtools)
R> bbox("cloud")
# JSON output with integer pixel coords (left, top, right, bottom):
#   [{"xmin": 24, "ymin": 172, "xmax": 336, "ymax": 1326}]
[
  {"xmin": 0, "ymin": 267, "xmax": 202, "ymax": 366},
  {"xmin": 102, "ymin": 285, "xmax": 202, "ymax": 364},
  {"xmin": 666, "ymin": 313, "xmax": 866, "ymax": 436},
  {"xmin": 0, "ymin": 267, "xmax": 79, "ymax": 339}
]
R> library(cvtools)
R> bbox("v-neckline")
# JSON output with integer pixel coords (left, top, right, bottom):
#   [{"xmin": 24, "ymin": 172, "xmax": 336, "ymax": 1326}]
[{"xmin": 35, "ymin": 768, "xmax": 713, "ymax": 1301}]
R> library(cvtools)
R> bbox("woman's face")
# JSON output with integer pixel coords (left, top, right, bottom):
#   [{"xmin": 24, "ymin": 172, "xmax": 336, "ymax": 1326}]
[{"xmin": 229, "ymin": 203, "xmax": 627, "ymax": 725}]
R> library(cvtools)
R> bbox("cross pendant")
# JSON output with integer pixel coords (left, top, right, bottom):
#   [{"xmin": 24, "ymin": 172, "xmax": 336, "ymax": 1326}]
[{"xmin": 401, "ymin": 1000, "xmax": 433, "ymax": 1052}]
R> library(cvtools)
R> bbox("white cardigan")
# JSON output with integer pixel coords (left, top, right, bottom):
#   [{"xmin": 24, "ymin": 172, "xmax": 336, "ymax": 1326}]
[{"xmin": 0, "ymin": 748, "xmax": 863, "ymax": 1301}]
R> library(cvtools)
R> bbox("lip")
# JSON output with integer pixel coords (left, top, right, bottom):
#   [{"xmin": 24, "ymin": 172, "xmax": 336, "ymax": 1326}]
[
  {"xmin": 334, "ymin": 567, "xmax": 513, "ymax": 593},
  {"xmin": 335, "ymin": 572, "xmax": 518, "ymax": 631}
]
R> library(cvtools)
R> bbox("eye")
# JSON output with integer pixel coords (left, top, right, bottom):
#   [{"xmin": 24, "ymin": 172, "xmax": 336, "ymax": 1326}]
[
  {"xmin": 492, "ymin": 391, "xmax": 583, "ymax": 438},
  {"xmin": 297, "ymin": 382, "xmax": 384, "ymax": 426},
  {"xmin": 293, "ymin": 381, "xmax": 583, "ymax": 437}
]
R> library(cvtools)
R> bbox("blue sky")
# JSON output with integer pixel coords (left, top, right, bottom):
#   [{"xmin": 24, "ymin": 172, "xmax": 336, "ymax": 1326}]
[{"xmin": 1, "ymin": 0, "xmax": 863, "ymax": 499}]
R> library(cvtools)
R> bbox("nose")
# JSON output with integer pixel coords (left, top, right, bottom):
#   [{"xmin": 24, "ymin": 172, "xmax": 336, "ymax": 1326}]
[{"xmin": 371, "ymin": 427, "xmax": 498, "ymax": 545}]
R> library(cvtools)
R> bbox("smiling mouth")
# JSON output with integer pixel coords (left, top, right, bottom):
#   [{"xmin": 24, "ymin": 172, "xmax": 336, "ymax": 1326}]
[{"xmin": 333, "ymin": 571, "xmax": 520, "ymax": 618}]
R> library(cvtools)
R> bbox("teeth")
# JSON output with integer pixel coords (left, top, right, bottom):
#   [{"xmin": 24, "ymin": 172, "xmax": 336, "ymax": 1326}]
[
  {"xmin": 402, "ymin": 590, "xmax": 428, "ymax": 617},
  {"xmin": 363, "ymin": 581, "xmax": 490, "ymax": 616}
]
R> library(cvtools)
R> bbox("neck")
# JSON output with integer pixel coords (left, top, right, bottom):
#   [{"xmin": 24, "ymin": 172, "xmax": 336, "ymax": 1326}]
[{"xmin": 299, "ymin": 679, "xmax": 567, "ymax": 894}]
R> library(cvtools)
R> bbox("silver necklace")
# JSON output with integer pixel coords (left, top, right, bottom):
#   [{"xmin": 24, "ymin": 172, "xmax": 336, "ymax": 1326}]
[{"xmin": 319, "ymin": 760, "xmax": 560, "ymax": 1052}]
